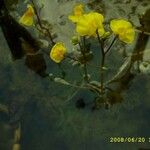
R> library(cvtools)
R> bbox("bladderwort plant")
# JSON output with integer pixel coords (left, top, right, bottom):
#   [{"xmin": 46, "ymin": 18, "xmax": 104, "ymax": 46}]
[{"xmin": 19, "ymin": 2, "xmax": 137, "ymax": 109}]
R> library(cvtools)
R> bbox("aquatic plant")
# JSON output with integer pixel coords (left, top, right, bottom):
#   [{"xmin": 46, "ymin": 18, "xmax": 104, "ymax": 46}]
[
  {"xmin": 17, "ymin": 1, "xmax": 138, "ymax": 109},
  {"xmin": 0, "ymin": 1, "xmax": 150, "ymax": 150}
]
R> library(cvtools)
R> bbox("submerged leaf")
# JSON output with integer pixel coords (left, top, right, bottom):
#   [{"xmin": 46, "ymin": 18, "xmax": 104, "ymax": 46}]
[
  {"xmin": 54, "ymin": 78, "xmax": 70, "ymax": 85},
  {"xmin": 107, "ymin": 56, "xmax": 132, "ymax": 84}
]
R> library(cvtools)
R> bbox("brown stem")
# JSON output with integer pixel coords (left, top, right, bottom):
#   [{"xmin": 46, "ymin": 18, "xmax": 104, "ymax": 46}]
[
  {"xmin": 104, "ymin": 36, "xmax": 117, "ymax": 54},
  {"xmin": 96, "ymin": 30, "xmax": 105, "ymax": 94},
  {"xmin": 66, "ymin": 55, "xmax": 79, "ymax": 62},
  {"xmin": 97, "ymin": 31, "xmax": 105, "ymax": 56},
  {"xmin": 79, "ymin": 37, "xmax": 89, "ymax": 82},
  {"xmin": 30, "ymin": 0, "xmax": 55, "ymax": 45}
]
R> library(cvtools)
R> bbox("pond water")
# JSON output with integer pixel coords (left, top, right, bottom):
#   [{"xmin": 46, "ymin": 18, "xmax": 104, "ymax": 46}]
[{"xmin": 0, "ymin": 0, "xmax": 150, "ymax": 150}]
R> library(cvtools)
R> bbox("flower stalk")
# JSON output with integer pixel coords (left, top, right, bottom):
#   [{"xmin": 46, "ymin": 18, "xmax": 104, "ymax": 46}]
[
  {"xmin": 79, "ymin": 37, "xmax": 89, "ymax": 83},
  {"xmin": 104, "ymin": 36, "xmax": 117, "ymax": 54},
  {"xmin": 97, "ymin": 31, "xmax": 117, "ymax": 94},
  {"xmin": 30, "ymin": 0, "xmax": 55, "ymax": 45},
  {"xmin": 96, "ymin": 30, "xmax": 105, "ymax": 94},
  {"xmin": 58, "ymin": 63, "xmax": 66, "ymax": 79},
  {"xmin": 17, "ymin": 2, "xmax": 137, "ymax": 109}
]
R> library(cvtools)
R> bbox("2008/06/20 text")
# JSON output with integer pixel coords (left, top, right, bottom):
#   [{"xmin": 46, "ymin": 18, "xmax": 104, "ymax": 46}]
[{"xmin": 109, "ymin": 137, "xmax": 150, "ymax": 143}]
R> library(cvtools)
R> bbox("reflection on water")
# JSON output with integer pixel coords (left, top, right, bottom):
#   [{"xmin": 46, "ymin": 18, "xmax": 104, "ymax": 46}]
[{"xmin": 0, "ymin": 0, "xmax": 150, "ymax": 150}]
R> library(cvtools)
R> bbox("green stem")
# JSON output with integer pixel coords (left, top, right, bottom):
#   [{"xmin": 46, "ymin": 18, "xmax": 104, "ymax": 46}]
[{"xmin": 58, "ymin": 63, "xmax": 66, "ymax": 79}]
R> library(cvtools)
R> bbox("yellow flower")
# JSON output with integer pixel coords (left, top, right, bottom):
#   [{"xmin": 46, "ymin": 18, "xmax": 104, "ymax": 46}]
[
  {"xmin": 110, "ymin": 19, "xmax": 135, "ymax": 43},
  {"xmin": 76, "ymin": 12, "xmax": 105, "ymax": 37},
  {"xmin": 19, "ymin": 4, "xmax": 35, "ymax": 26},
  {"xmin": 68, "ymin": 4, "xmax": 84, "ymax": 23},
  {"xmin": 50, "ymin": 43, "xmax": 67, "ymax": 63}
]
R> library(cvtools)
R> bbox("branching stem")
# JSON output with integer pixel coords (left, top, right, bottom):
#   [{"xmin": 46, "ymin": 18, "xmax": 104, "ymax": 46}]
[
  {"xmin": 104, "ymin": 36, "xmax": 117, "ymax": 54},
  {"xmin": 30, "ymin": 0, "xmax": 55, "ymax": 45},
  {"xmin": 97, "ymin": 31, "xmax": 117, "ymax": 94},
  {"xmin": 96, "ymin": 30, "xmax": 105, "ymax": 94}
]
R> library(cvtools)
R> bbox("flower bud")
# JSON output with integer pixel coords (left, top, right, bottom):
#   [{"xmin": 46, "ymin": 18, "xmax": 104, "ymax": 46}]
[{"xmin": 71, "ymin": 36, "xmax": 79, "ymax": 45}]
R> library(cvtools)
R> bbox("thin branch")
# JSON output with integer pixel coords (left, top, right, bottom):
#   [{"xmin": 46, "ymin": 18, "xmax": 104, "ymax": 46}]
[
  {"xmin": 96, "ymin": 30, "xmax": 105, "ymax": 57},
  {"xmin": 127, "ymin": 48, "xmax": 150, "ymax": 57},
  {"xmin": 64, "ymin": 88, "xmax": 80, "ymax": 103},
  {"xmin": 57, "ymin": 63, "xmax": 66, "ymax": 79},
  {"xmin": 104, "ymin": 36, "xmax": 117, "ymax": 54},
  {"xmin": 82, "ymin": 37, "xmax": 89, "ymax": 82},
  {"xmin": 48, "ymin": 75, "xmax": 101, "ymax": 96},
  {"xmin": 135, "ymin": 29, "xmax": 150, "ymax": 36},
  {"xmin": 96, "ymin": 30, "xmax": 105, "ymax": 94},
  {"xmin": 30, "ymin": 0, "xmax": 55, "ymax": 45},
  {"xmin": 66, "ymin": 55, "xmax": 105, "ymax": 78},
  {"xmin": 66, "ymin": 55, "xmax": 79, "ymax": 62},
  {"xmin": 48, "ymin": 76, "xmax": 87, "ymax": 89}
]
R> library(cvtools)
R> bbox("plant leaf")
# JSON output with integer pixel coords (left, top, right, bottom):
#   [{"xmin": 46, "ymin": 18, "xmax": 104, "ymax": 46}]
[
  {"xmin": 54, "ymin": 77, "xmax": 70, "ymax": 85},
  {"xmin": 106, "ymin": 56, "xmax": 132, "ymax": 84}
]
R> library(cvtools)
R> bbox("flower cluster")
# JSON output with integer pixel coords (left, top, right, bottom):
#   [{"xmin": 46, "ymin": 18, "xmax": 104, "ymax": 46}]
[
  {"xmin": 19, "ymin": 3, "xmax": 135, "ymax": 64},
  {"xmin": 17, "ymin": 3, "xmax": 139, "ymax": 107},
  {"xmin": 49, "ymin": 4, "xmax": 135, "ymax": 63},
  {"xmin": 68, "ymin": 4, "xmax": 135, "ymax": 43}
]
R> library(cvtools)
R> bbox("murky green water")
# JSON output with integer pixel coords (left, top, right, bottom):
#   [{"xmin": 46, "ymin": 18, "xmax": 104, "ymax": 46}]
[{"xmin": 0, "ymin": 0, "xmax": 150, "ymax": 150}]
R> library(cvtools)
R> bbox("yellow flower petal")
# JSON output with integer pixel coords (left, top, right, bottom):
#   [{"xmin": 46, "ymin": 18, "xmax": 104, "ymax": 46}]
[
  {"xmin": 74, "ymin": 4, "xmax": 84, "ymax": 16},
  {"xmin": 19, "ymin": 4, "xmax": 35, "ymax": 26},
  {"xmin": 90, "ymin": 12, "xmax": 104, "ymax": 26},
  {"xmin": 68, "ymin": 15, "xmax": 80, "ymax": 23},
  {"xmin": 110, "ymin": 19, "xmax": 132, "ymax": 33},
  {"xmin": 50, "ymin": 42, "xmax": 67, "ymax": 63},
  {"xmin": 110, "ymin": 19, "xmax": 135, "ymax": 43},
  {"xmin": 98, "ymin": 27, "xmax": 105, "ymax": 37},
  {"xmin": 119, "ymin": 28, "xmax": 135, "ymax": 43},
  {"xmin": 76, "ymin": 12, "xmax": 105, "ymax": 37},
  {"xmin": 68, "ymin": 4, "xmax": 84, "ymax": 23}
]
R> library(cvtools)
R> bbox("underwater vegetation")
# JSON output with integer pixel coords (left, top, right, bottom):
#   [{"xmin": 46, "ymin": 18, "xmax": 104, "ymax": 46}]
[
  {"xmin": 0, "ymin": 0, "xmax": 150, "ymax": 150},
  {"xmin": 14, "ymin": 1, "xmax": 149, "ymax": 109}
]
